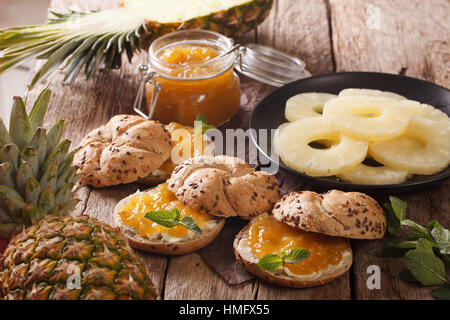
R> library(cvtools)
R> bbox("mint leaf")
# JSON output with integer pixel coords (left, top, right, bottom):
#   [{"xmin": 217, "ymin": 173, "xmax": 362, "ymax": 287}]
[
  {"xmin": 258, "ymin": 248, "xmax": 310, "ymax": 272},
  {"xmin": 431, "ymin": 285, "xmax": 450, "ymax": 300},
  {"xmin": 196, "ymin": 113, "xmax": 208, "ymax": 124},
  {"xmin": 172, "ymin": 208, "xmax": 181, "ymax": 221},
  {"xmin": 389, "ymin": 196, "xmax": 407, "ymax": 222},
  {"xmin": 401, "ymin": 219, "xmax": 433, "ymax": 241},
  {"xmin": 415, "ymin": 238, "xmax": 436, "ymax": 253},
  {"xmin": 144, "ymin": 210, "xmax": 179, "ymax": 228},
  {"xmin": 194, "ymin": 113, "xmax": 216, "ymax": 134},
  {"xmin": 284, "ymin": 248, "xmax": 310, "ymax": 264},
  {"xmin": 258, "ymin": 254, "xmax": 283, "ymax": 272},
  {"xmin": 179, "ymin": 216, "xmax": 202, "ymax": 234},
  {"xmin": 384, "ymin": 203, "xmax": 401, "ymax": 235},
  {"xmin": 430, "ymin": 222, "xmax": 450, "ymax": 255},
  {"xmin": 404, "ymin": 249, "xmax": 448, "ymax": 286}
]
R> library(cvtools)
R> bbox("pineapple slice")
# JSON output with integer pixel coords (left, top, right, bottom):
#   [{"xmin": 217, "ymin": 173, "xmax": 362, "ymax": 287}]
[
  {"xmin": 285, "ymin": 92, "xmax": 337, "ymax": 121},
  {"xmin": 337, "ymin": 162, "xmax": 410, "ymax": 185},
  {"xmin": 272, "ymin": 122, "xmax": 289, "ymax": 154},
  {"xmin": 339, "ymin": 88, "xmax": 406, "ymax": 100},
  {"xmin": 278, "ymin": 118, "xmax": 368, "ymax": 176},
  {"xmin": 370, "ymin": 117, "xmax": 450, "ymax": 175},
  {"xmin": 323, "ymin": 96, "xmax": 411, "ymax": 141},
  {"xmin": 405, "ymin": 102, "xmax": 449, "ymax": 123}
]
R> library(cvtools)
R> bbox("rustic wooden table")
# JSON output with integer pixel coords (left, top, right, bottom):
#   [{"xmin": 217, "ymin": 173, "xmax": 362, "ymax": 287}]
[{"xmin": 28, "ymin": 0, "xmax": 449, "ymax": 300}]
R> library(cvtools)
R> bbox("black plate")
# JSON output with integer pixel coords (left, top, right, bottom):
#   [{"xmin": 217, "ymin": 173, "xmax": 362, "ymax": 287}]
[{"xmin": 249, "ymin": 72, "xmax": 450, "ymax": 192}]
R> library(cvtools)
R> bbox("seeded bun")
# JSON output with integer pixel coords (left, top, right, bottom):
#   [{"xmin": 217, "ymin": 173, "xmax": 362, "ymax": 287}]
[
  {"xmin": 167, "ymin": 155, "xmax": 280, "ymax": 219},
  {"xmin": 233, "ymin": 213, "xmax": 352, "ymax": 288},
  {"xmin": 74, "ymin": 115, "xmax": 172, "ymax": 188},
  {"xmin": 113, "ymin": 189, "xmax": 225, "ymax": 255},
  {"xmin": 272, "ymin": 190, "xmax": 386, "ymax": 239}
]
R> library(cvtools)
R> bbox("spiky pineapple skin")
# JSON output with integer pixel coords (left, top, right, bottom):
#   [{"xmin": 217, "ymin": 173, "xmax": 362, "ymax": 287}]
[
  {"xmin": 142, "ymin": 0, "xmax": 273, "ymax": 42},
  {"xmin": 0, "ymin": 215, "xmax": 159, "ymax": 300}
]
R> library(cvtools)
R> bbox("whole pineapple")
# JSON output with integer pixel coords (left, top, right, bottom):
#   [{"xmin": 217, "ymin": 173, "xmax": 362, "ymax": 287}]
[
  {"xmin": 0, "ymin": 88, "xmax": 81, "ymax": 239},
  {"xmin": 0, "ymin": 215, "xmax": 159, "ymax": 300}
]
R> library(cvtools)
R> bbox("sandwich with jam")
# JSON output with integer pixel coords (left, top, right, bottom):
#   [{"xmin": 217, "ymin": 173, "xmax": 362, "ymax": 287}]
[
  {"xmin": 113, "ymin": 155, "xmax": 280, "ymax": 254},
  {"xmin": 234, "ymin": 190, "xmax": 386, "ymax": 287}
]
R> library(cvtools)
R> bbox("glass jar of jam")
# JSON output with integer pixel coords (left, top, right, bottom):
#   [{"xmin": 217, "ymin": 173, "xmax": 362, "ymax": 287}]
[{"xmin": 134, "ymin": 30, "xmax": 310, "ymax": 126}]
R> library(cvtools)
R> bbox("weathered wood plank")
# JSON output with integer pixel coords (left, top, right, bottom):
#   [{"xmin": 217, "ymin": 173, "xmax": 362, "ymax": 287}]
[
  {"xmin": 330, "ymin": 0, "xmax": 450, "ymax": 77},
  {"xmin": 164, "ymin": 253, "xmax": 257, "ymax": 300},
  {"xmin": 258, "ymin": 0, "xmax": 334, "ymax": 75},
  {"xmin": 330, "ymin": 0, "xmax": 450, "ymax": 300}
]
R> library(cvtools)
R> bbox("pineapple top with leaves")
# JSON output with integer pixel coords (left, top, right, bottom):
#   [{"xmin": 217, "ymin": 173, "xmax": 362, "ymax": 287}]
[
  {"xmin": 0, "ymin": 88, "xmax": 81, "ymax": 239},
  {"xmin": 0, "ymin": 0, "xmax": 273, "ymax": 86}
]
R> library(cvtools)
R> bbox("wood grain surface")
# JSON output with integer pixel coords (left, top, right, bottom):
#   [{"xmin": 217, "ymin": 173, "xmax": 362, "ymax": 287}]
[{"xmin": 21, "ymin": 0, "xmax": 450, "ymax": 300}]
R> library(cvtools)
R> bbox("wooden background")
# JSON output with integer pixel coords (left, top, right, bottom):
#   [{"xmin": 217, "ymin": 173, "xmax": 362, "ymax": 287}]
[{"xmin": 24, "ymin": 0, "xmax": 450, "ymax": 300}]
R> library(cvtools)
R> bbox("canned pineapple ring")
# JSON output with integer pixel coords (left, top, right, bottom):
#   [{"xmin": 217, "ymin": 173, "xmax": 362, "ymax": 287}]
[
  {"xmin": 323, "ymin": 96, "xmax": 412, "ymax": 141},
  {"xmin": 278, "ymin": 117, "xmax": 369, "ymax": 177},
  {"xmin": 370, "ymin": 116, "xmax": 450, "ymax": 175}
]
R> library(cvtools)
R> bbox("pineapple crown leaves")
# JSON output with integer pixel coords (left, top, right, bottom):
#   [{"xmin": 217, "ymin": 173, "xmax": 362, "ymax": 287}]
[
  {"xmin": 0, "ymin": 88, "xmax": 81, "ymax": 238},
  {"xmin": 0, "ymin": 9, "xmax": 146, "ymax": 87}
]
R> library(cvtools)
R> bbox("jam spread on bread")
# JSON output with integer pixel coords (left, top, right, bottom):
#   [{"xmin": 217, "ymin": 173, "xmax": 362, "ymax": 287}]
[
  {"xmin": 246, "ymin": 215, "xmax": 348, "ymax": 275},
  {"xmin": 117, "ymin": 183, "xmax": 212, "ymax": 238}
]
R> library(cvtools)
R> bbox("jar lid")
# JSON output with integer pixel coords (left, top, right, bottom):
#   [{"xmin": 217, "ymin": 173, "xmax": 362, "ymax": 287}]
[{"xmin": 235, "ymin": 43, "xmax": 311, "ymax": 87}]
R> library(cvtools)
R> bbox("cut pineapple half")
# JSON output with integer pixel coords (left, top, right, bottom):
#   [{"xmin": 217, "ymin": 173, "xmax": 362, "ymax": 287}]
[
  {"xmin": 370, "ymin": 116, "xmax": 450, "ymax": 175},
  {"xmin": 0, "ymin": 0, "xmax": 273, "ymax": 85},
  {"xmin": 337, "ymin": 163, "xmax": 410, "ymax": 185},
  {"xmin": 272, "ymin": 122, "xmax": 289, "ymax": 155},
  {"xmin": 278, "ymin": 118, "xmax": 368, "ymax": 177},
  {"xmin": 338, "ymin": 88, "xmax": 406, "ymax": 100},
  {"xmin": 284, "ymin": 92, "xmax": 337, "ymax": 122},
  {"xmin": 323, "ymin": 96, "xmax": 411, "ymax": 141}
]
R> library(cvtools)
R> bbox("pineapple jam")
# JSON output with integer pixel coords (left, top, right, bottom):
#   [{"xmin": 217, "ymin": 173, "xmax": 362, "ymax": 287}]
[
  {"xmin": 147, "ymin": 43, "xmax": 241, "ymax": 126},
  {"xmin": 245, "ymin": 215, "xmax": 348, "ymax": 275},
  {"xmin": 159, "ymin": 122, "xmax": 213, "ymax": 174},
  {"xmin": 117, "ymin": 183, "xmax": 214, "ymax": 240}
]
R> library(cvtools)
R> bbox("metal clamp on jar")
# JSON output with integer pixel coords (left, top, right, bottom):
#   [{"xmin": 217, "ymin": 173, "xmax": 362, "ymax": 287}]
[{"xmin": 134, "ymin": 30, "xmax": 310, "ymax": 126}]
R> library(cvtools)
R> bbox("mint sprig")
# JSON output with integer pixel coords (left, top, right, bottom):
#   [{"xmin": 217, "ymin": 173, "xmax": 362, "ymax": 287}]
[
  {"xmin": 144, "ymin": 208, "xmax": 202, "ymax": 234},
  {"xmin": 194, "ymin": 113, "xmax": 216, "ymax": 134},
  {"xmin": 258, "ymin": 248, "xmax": 310, "ymax": 272},
  {"xmin": 383, "ymin": 196, "xmax": 450, "ymax": 299}
]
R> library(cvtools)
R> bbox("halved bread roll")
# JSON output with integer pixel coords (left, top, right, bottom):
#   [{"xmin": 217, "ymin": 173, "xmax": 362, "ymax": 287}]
[
  {"xmin": 234, "ymin": 190, "xmax": 385, "ymax": 288},
  {"xmin": 233, "ymin": 213, "xmax": 352, "ymax": 288},
  {"xmin": 113, "ymin": 188, "xmax": 225, "ymax": 255}
]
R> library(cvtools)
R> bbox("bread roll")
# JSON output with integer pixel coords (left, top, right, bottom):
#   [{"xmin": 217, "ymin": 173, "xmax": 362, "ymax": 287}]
[
  {"xmin": 167, "ymin": 155, "xmax": 280, "ymax": 219},
  {"xmin": 74, "ymin": 115, "xmax": 172, "ymax": 188},
  {"xmin": 272, "ymin": 190, "xmax": 386, "ymax": 239}
]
